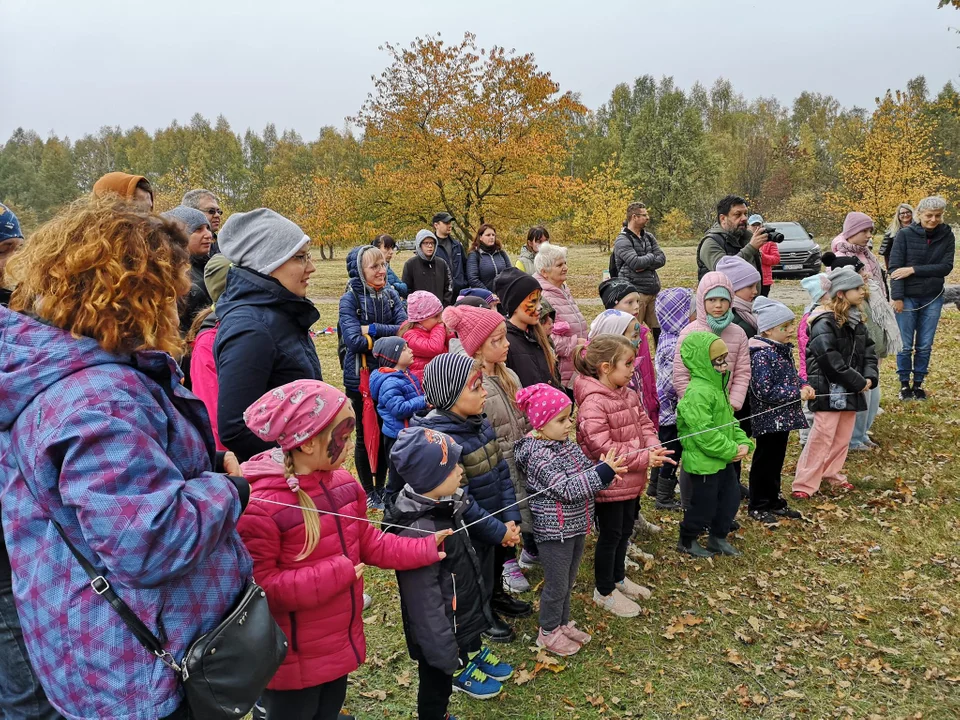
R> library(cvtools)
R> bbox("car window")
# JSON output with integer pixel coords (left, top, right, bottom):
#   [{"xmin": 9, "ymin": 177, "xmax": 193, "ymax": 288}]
[{"xmin": 773, "ymin": 224, "xmax": 812, "ymax": 242}]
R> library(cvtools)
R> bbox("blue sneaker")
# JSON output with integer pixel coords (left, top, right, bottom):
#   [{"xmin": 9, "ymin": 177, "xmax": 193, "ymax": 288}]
[
  {"xmin": 452, "ymin": 661, "xmax": 502, "ymax": 699},
  {"xmin": 471, "ymin": 646, "xmax": 513, "ymax": 681}
]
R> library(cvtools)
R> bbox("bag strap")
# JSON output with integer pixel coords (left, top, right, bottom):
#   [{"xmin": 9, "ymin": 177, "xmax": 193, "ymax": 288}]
[{"xmin": 51, "ymin": 522, "xmax": 181, "ymax": 672}]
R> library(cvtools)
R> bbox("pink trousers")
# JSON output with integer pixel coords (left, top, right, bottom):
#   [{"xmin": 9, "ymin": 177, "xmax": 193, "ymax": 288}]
[{"xmin": 792, "ymin": 411, "xmax": 856, "ymax": 495}]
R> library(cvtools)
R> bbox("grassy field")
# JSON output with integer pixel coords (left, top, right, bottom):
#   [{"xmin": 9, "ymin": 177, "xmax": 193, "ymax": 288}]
[{"xmin": 308, "ymin": 245, "xmax": 960, "ymax": 720}]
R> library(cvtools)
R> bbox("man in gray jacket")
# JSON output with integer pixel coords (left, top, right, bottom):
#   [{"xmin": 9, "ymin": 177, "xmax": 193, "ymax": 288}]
[
  {"xmin": 696, "ymin": 194, "xmax": 770, "ymax": 280},
  {"xmin": 611, "ymin": 202, "xmax": 666, "ymax": 340}
]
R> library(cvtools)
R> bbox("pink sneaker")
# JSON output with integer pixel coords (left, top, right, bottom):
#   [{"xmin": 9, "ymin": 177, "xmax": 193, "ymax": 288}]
[
  {"xmin": 536, "ymin": 627, "xmax": 582, "ymax": 656},
  {"xmin": 561, "ymin": 622, "xmax": 592, "ymax": 645}
]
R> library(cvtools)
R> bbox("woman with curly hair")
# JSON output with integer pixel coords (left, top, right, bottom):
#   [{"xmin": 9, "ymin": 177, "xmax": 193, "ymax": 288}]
[{"xmin": 0, "ymin": 196, "xmax": 252, "ymax": 720}]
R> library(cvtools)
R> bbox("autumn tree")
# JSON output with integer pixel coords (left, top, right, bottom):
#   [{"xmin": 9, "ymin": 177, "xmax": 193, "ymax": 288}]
[
  {"xmin": 572, "ymin": 158, "xmax": 634, "ymax": 251},
  {"xmin": 354, "ymin": 33, "xmax": 585, "ymax": 242}
]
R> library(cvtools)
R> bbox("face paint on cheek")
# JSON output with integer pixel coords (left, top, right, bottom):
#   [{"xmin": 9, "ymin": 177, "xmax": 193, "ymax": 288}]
[{"xmin": 326, "ymin": 417, "xmax": 356, "ymax": 462}]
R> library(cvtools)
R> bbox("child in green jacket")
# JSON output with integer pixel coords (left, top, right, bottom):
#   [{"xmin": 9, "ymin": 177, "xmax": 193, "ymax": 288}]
[{"xmin": 676, "ymin": 331, "xmax": 754, "ymax": 558}]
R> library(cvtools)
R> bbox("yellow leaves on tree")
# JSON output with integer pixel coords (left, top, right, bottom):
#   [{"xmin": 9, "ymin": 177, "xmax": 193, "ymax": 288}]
[
  {"xmin": 832, "ymin": 91, "xmax": 954, "ymax": 221},
  {"xmin": 572, "ymin": 158, "xmax": 634, "ymax": 251},
  {"xmin": 354, "ymin": 32, "xmax": 585, "ymax": 242}
]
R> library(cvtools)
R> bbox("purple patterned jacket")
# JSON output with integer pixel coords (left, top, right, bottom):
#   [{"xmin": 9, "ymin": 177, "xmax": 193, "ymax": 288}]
[{"xmin": 0, "ymin": 307, "xmax": 252, "ymax": 720}]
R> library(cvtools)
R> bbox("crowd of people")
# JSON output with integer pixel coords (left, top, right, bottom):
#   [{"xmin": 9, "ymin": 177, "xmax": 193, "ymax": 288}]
[{"xmin": 0, "ymin": 179, "xmax": 954, "ymax": 720}]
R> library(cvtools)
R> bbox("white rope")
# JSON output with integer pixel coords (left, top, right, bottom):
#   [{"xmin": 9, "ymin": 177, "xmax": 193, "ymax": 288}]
[
  {"xmin": 249, "ymin": 391, "xmax": 859, "ymax": 537},
  {"xmin": 895, "ymin": 287, "xmax": 945, "ymax": 312}
]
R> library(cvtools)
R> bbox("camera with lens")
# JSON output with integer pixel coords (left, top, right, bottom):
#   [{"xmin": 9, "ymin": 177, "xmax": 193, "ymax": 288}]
[{"xmin": 763, "ymin": 225, "xmax": 784, "ymax": 243}]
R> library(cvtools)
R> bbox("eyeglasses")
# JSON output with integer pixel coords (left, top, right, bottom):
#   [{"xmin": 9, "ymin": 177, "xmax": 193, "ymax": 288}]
[
  {"xmin": 201, "ymin": 208, "xmax": 224, "ymax": 216},
  {"xmin": 898, "ymin": 211, "xmax": 912, "ymax": 217},
  {"xmin": 292, "ymin": 252, "xmax": 313, "ymax": 265}
]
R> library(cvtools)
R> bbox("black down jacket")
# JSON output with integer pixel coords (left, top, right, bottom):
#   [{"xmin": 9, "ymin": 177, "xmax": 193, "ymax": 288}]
[{"xmin": 805, "ymin": 310, "xmax": 879, "ymax": 413}]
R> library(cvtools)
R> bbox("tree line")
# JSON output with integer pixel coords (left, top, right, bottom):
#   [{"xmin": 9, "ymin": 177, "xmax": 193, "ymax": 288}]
[{"xmin": 1, "ymin": 33, "xmax": 957, "ymax": 254}]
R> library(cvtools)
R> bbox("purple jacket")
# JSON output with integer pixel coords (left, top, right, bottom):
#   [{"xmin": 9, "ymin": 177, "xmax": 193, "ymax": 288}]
[
  {"xmin": 654, "ymin": 288, "xmax": 693, "ymax": 427},
  {"xmin": 0, "ymin": 307, "xmax": 252, "ymax": 720}
]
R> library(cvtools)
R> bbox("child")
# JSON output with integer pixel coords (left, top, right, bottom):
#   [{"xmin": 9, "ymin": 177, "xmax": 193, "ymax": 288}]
[
  {"xmin": 747, "ymin": 297, "xmax": 813, "ymax": 524},
  {"xmin": 514, "ymin": 383, "xmax": 627, "ymax": 655},
  {"xmin": 792, "ymin": 267, "xmax": 879, "ymax": 499},
  {"xmin": 574, "ymin": 335, "xmax": 673, "ymax": 618},
  {"xmin": 797, "ymin": 273, "xmax": 830, "ymax": 446},
  {"xmin": 676, "ymin": 333, "xmax": 754, "ymax": 558},
  {"xmin": 386, "ymin": 427, "xmax": 513, "ymax": 709},
  {"xmin": 648, "ymin": 288, "xmax": 694, "ymax": 510},
  {"xmin": 442, "ymin": 302, "xmax": 536, "ymax": 593},
  {"xmin": 716, "ymin": 255, "xmax": 761, "ymax": 339},
  {"xmin": 385, "ymin": 353, "xmax": 528, "ymax": 643},
  {"xmin": 749, "ymin": 214, "xmax": 780, "ymax": 297},
  {"xmin": 369, "ymin": 336, "xmax": 428, "ymax": 463},
  {"xmin": 401, "ymin": 290, "xmax": 449, "ymax": 382},
  {"xmin": 236, "ymin": 380, "xmax": 448, "ymax": 720}
]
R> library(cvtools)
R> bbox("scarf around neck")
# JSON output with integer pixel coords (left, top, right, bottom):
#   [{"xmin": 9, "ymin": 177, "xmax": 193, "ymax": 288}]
[
  {"xmin": 732, "ymin": 296, "xmax": 757, "ymax": 330},
  {"xmin": 706, "ymin": 309, "xmax": 734, "ymax": 334}
]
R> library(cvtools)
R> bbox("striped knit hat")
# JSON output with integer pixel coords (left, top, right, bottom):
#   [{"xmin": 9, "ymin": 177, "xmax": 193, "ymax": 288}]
[{"xmin": 423, "ymin": 353, "xmax": 478, "ymax": 411}]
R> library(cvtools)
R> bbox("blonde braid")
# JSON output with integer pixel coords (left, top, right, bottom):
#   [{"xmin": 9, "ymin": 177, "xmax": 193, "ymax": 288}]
[{"xmin": 284, "ymin": 451, "xmax": 321, "ymax": 560}]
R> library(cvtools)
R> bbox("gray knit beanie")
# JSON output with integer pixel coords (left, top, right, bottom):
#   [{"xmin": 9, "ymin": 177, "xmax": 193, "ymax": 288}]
[
  {"xmin": 161, "ymin": 206, "xmax": 210, "ymax": 235},
  {"xmin": 753, "ymin": 296, "xmax": 796, "ymax": 333},
  {"xmin": 218, "ymin": 208, "xmax": 310, "ymax": 274},
  {"xmin": 423, "ymin": 353, "xmax": 477, "ymax": 411},
  {"xmin": 826, "ymin": 266, "xmax": 864, "ymax": 297}
]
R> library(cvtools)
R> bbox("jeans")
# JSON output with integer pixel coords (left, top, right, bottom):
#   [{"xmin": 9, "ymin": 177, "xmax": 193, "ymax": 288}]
[
  {"xmin": 850, "ymin": 387, "xmax": 881, "ymax": 447},
  {"xmin": 593, "ymin": 500, "xmax": 637, "ymax": 596},
  {"xmin": 0, "ymin": 587, "xmax": 63, "ymax": 720},
  {"xmin": 262, "ymin": 676, "xmax": 349, "ymax": 720},
  {"xmin": 896, "ymin": 294, "xmax": 945, "ymax": 384}
]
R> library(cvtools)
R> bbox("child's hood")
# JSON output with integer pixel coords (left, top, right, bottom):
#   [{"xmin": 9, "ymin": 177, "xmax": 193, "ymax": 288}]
[
  {"xmin": 655, "ymin": 287, "xmax": 695, "ymax": 335},
  {"xmin": 680, "ymin": 331, "xmax": 726, "ymax": 389},
  {"xmin": 386, "ymin": 484, "xmax": 467, "ymax": 526},
  {"xmin": 749, "ymin": 334, "xmax": 794, "ymax": 359},
  {"xmin": 369, "ymin": 366, "xmax": 400, "ymax": 401},
  {"xmin": 694, "ymin": 272, "xmax": 735, "ymax": 324}
]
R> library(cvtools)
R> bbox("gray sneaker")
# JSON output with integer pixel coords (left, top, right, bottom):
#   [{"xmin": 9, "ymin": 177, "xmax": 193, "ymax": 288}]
[{"xmin": 501, "ymin": 559, "xmax": 530, "ymax": 594}]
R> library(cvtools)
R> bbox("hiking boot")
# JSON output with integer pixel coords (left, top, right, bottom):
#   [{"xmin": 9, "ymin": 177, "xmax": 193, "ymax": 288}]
[
  {"xmin": 771, "ymin": 504, "xmax": 802, "ymax": 520},
  {"xmin": 470, "ymin": 647, "xmax": 513, "ymax": 680},
  {"xmin": 501, "ymin": 559, "xmax": 530, "ymax": 594},
  {"xmin": 676, "ymin": 538, "xmax": 715, "ymax": 558},
  {"xmin": 749, "ymin": 509, "xmax": 779, "ymax": 525},
  {"xmin": 592, "ymin": 588, "xmax": 641, "ymax": 618},
  {"xmin": 492, "ymin": 593, "xmax": 532, "ymax": 618},
  {"xmin": 561, "ymin": 621, "xmax": 592, "ymax": 645},
  {"xmin": 706, "ymin": 535, "xmax": 741, "ymax": 557},
  {"xmin": 482, "ymin": 614, "xmax": 515, "ymax": 644},
  {"xmin": 633, "ymin": 513, "xmax": 661, "ymax": 538},
  {"xmin": 912, "ymin": 384, "xmax": 927, "ymax": 400},
  {"xmin": 453, "ymin": 662, "xmax": 502, "ymax": 700},
  {"xmin": 536, "ymin": 627, "xmax": 582, "ymax": 656},
  {"xmin": 899, "ymin": 384, "xmax": 915, "ymax": 401},
  {"xmin": 517, "ymin": 548, "xmax": 540, "ymax": 569},
  {"xmin": 616, "ymin": 576, "xmax": 652, "ymax": 601}
]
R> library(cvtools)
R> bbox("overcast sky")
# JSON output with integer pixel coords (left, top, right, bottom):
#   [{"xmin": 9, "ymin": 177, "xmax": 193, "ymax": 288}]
[{"xmin": 2, "ymin": 0, "xmax": 958, "ymax": 141}]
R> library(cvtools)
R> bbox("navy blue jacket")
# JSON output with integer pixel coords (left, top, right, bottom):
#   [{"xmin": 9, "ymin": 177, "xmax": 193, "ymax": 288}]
[
  {"xmin": 387, "ymin": 264, "xmax": 408, "ymax": 298},
  {"xmin": 748, "ymin": 336, "xmax": 808, "ymax": 436},
  {"xmin": 370, "ymin": 368, "xmax": 427, "ymax": 439},
  {"xmin": 435, "ymin": 237, "xmax": 468, "ymax": 297},
  {"xmin": 466, "ymin": 248, "xmax": 511, "ymax": 293},
  {"xmin": 339, "ymin": 247, "xmax": 407, "ymax": 393},
  {"xmin": 214, "ymin": 267, "xmax": 322, "ymax": 461},
  {"xmin": 889, "ymin": 223, "xmax": 955, "ymax": 300}
]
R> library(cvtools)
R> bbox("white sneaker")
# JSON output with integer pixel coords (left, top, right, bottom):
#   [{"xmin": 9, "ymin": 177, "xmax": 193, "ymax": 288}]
[
  {"xmin": 592, "ymin": 588, "xmax": 640, "ymax": 618},
  {"xmin": 362, "ymin": 593, "xmax": 373, "ymax": 611},
  {"xmin": 616, "ymin": 576, "xmax": 652, "ymax": 601}
]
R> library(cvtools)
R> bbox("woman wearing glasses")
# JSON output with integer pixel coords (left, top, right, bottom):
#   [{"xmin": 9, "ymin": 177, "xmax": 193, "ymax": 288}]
[
  {"xmin": 214, "ymin": 208, "xmax": 324, "ymax": 462},
  {"xmin": 879, "ymin": 203, "xmax": 914, "ymax": 270}
]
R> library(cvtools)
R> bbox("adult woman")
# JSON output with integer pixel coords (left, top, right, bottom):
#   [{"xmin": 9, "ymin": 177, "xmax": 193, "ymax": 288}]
[
  {"xmin": 516, "ymin": 226, "xmax": 548, "ymax": 274},
  {"xmin": 466, "ymin": 223, "xmax": 511, "ymax": 293},
  {"xmin": 1, "ymin": 197, "xmax": 251, "ymax": 720},
  {"xmin": 495, "ymin": 267, "xmax": 559, "ymax": 389},
  {"xmin": 339, "ymin": 245, "xmax": 407, "ymax": 506},
  {"xmin": 214, "ymin": 208, "xmax": 323, "ymax": 462},
  {"xmin": 373, "ymin": 233, "xmax": 408, "ymax": 298},
  {"xmin": 879, "ymin": 203, "xmax": 914, "ymax": 270},
  {"xmin": 889, "ymin": 196, "xmax": 955, "ymax": 400},
  {"xmin": 535, "ymin": 242, "xmax": 588, "ymax": 389}
]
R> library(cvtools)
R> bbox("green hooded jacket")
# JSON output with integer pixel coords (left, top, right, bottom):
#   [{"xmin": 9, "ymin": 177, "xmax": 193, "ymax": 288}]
[{"xmin": 676, "ymin": 331, "xmax": 754, "ymax": 475}]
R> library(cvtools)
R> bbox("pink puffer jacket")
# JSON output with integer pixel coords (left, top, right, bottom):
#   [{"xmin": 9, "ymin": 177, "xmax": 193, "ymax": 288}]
[
  {"xmin": 574, "ymin": 375, "xmax": 659, "ymax": 503},
  {"xmin": 630, "ymin": 326, "xmax": 659, "ymax": 432},
  {"xmin": 673, "ymin": 272, "xmax": 751, "ymax": 411},
  {"xmin": 536, "ymin": 273, "xmax": 588, "ymax": 388}
]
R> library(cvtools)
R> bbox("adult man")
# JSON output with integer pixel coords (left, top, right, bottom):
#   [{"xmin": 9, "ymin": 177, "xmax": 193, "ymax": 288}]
[
  {"xmin": 890, "ymin": 195, "xmax": 955, "ymax": 401},
  {"xmin": 611, "ymin": 202, "xmax": 666, "ymax": 339},
  {"xmin": 431, "ymin": 212, "xmax": 466, "ymax": 297},
  {"xmin": 183, "ymin": 189, "xmax": 224, "ymax": 254},
  {"xmin": 696, "ymin": 195, "xmax": 769, "ymax": 280}
]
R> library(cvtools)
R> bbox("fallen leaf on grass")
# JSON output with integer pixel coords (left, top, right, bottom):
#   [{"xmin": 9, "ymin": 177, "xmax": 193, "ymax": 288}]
[
  {"xmin": 359, "ymin": 690, "xmax": 387, "ymax": 701},
  {"xmin": 726, "ymin": 649, "xmax": 746, "ymax": 667},
  {"xmin": 395, "ymin": 670, "xmax": 411, "ymax": 687},
  {"xmin": 644, "ymin": 681, "xmax": 654, "ymax": 695}
]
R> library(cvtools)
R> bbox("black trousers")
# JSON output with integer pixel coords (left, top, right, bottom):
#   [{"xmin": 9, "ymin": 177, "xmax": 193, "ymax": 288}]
[
  {"xmin": 680, "ymin": 465, "xmax": 740, "ymax": 542},
  {"xmin": 748, "ymin": 431, "xmax": 790, "ymax": 512},
  {"xmin": 594, "ymin": 499, "xmax": 637, "ymax": 596},
  {"xmin": 471, "ymin": 540, "xmax": 495, "ymax": 607},
  {"xmin": 760, "ymin": 284, "xmax": 772, "ymax": 297},
  {"xmin": 418, "ymin": 660, "xmax": 454, "ymax": 720},
  {"xmin": 262, "ymin": 675, "xmax": 349, "ymax": 720},
  {"xmin": 346, "ymin": 389, "xmax": 387, "ymax": 494}
]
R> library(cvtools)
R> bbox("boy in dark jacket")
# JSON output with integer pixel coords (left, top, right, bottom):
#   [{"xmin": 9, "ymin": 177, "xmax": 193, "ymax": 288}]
[
  {"xmin": 386, "ymin": 427, "xmax": 512, "ymax": 709},
  {"xmin": 369, "ymin": 336, "xmax": 428, "ymax": 461},
  {"xmin": 403, "ymin": 229, "xmax": 454, "ymax": 306}
]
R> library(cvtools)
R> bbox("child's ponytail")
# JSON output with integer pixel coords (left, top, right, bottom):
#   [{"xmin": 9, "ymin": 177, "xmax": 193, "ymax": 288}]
[
  {"xmin": 574, "ymin": 334, "xmax": 634, "ymax": 379},
  {"xmin": 284, "ymin": 451, "xmax": 321, "ymax": 561}
]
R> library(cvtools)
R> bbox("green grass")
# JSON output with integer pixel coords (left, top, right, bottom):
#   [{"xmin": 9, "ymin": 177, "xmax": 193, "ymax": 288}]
[{"xmin": 309, "ymin": 245, "xmax": 960, "ymax": 719}]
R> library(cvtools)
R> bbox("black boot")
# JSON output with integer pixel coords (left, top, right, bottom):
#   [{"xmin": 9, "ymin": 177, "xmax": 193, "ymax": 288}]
[
  {"xmin": 656, "ymin": 472, "xmax": 681, "ymax": 510},
  {"xmin": 676, "ymin": 537, "xmax": 715, "ymax": 558},
  {"xmin": 482, "ymin": 612, "xmax": 516, "ymax": 643},
  {"xmin": 706, "ymin": 535, "xmax": 741, "ymax": 557},
  {"xmin": 646, "ymin": 468, "xmax": 659, "ymax": 498},
  {"xmin": 492, "ymin": 591, "xmax": 532, "ymax": 618}
]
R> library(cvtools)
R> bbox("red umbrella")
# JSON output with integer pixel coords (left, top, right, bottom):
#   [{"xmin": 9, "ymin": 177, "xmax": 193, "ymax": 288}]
[{"xmin": 359, "ymin": 354, "xmax": 381, "ymax": 474}]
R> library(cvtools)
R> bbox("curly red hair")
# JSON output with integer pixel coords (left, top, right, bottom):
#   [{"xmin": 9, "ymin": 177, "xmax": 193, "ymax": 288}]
[{"xmin": 7, "ymin": 195, "xmax": 190, "ymax": 356}]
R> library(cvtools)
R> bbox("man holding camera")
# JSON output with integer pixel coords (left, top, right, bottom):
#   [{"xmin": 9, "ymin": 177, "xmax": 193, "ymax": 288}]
[{"xmin": 697, "ymin": 195, "xmax": 771, "ymax": 280}]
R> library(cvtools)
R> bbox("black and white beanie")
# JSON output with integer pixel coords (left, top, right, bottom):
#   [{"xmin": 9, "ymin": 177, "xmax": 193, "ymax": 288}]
[{"xmin": 423, "ymin": 353, "xmax": 477, "ymax": 411}]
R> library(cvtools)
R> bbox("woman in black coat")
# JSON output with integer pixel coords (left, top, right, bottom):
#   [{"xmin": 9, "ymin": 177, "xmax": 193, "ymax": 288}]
[{"xmin": 466, "ymin": 224, "xmax": 511, "ymax": 294}]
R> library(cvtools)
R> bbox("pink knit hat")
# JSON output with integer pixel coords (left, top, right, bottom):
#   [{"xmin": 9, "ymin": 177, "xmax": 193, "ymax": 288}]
[
  {"xmin": 515, "ymin": 382, "xmax": 572, "ymax": 430},
  {"xmin": 407, "ymin": 291, "xmax": 444, "ymax": 323},
  {"xmin": 243, "ymin": 379, "xmax": 349, "ymax": 452},
  {"xmin": 442, "ymin": 304, "xmax": 506, "ymax": 357},
  {"xmin": 842, "ymin": 212, "xmax": 874, "ymax": 240}
]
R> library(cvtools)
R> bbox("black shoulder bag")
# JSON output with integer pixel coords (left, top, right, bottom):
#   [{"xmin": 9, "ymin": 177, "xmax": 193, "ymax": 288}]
[{"xmin": 54, "ymin": 523, "xmax": 287, "ymax": 719}]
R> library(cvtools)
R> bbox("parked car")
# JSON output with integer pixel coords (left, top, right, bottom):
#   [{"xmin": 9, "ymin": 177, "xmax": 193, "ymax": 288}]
[{"xmin": 769, "ymin": 222, "xmax": 822, "ymax": 279}]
